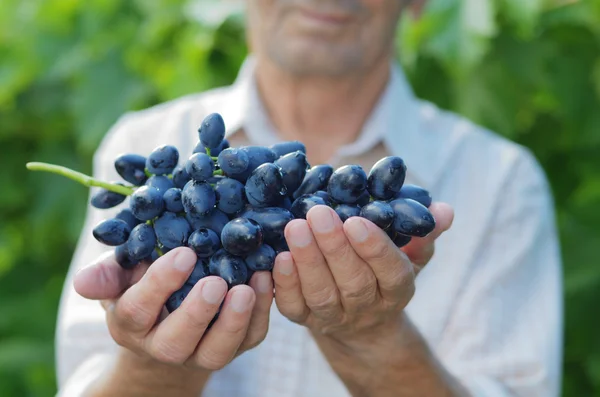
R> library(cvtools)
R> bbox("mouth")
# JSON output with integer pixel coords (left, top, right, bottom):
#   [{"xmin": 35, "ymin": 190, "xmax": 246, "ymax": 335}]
[{"xmin": 296, "ymin": 6, "xmax": 354, "ymax": 26}]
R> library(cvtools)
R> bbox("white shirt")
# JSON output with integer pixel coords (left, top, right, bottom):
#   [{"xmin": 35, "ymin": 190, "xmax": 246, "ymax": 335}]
[{"xmin": 56, "ymin": 57, "xmax": 563, "ymax": 397}]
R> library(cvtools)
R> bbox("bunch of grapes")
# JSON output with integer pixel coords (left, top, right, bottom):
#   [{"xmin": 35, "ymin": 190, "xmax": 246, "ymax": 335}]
[{"xmin": 27, "ymin": 113, "xmax": 435, "ymax": 314}]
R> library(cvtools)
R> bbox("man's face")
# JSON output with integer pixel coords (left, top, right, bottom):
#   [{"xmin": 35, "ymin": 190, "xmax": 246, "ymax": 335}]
[{"xmin": 247, "ymin": 0, "xmax": 407, "ymax": 77}]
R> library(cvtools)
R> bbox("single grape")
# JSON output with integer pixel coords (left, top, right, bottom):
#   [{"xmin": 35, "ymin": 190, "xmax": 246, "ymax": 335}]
[
  {"xmin": 182, "ymin": 180, "xmax": 216, "ymax": 216},
  {"xmin": 239, "ymin": 146, "xmax": 278, "ymax": 180},
  {"xmin": 92, "ymin": 218, "xmax": 131, "ymax": 246},
  {"xmin": 282, "ymin": 196, "xmax": 292, "ymax": 210},
  {"xmin": 241, "ymin": 207, "xmax": 294, "ymax": 246},
  {"xmin": 146, "ymin": 175, "xmax": 175, "ymax": 193},
  {"xmin": 186, "ymin": 209, "xmax": 229, "ymax": 236},
  {"xmin": 245, "ymin": 163, "xmax": 287, "ymax": 208},
  {"xmin": 146, "ymin": 145, "xmax": 179, "ymax": 175},
  {"xmin": 166, "ymin": 284, "xmax": 193, "ymax": 313},
  {"xmin": 356, "ymin": 190, "xmax": 371, "ymax": 207},
  {"xmin": 188, "ymin": 228, "xmax": 221, "ymax": 258},
  {"xmin": 271, "ymin": 238, "xmax": 290, "ymax": 254},
  {"xmin": 115, "ymin": 209, "xmax": 141, "ymax": 230},
  {"xmin": 313, "ymin": 190, "xmax": 332, "ymax": 203},
  {"xmin": 392, "ymin": 233, "xmax": 412, "ymax": 248},
  {"xmin": 199, "ymin": 113, "xmax": 226, "ymax": 149},
  {"xmin": 360, "ymin": 201, "xmax": 395, "ymax": 230},
  {"xmin": 270, "ymin": 141, "xmax": 307, "ymax": 158},
  {"xmin": 186, "ymin": 152, "xmax": 215, "ymax": 182},
  {"xmin": 292, "ymin": 164, "xmax": 334, "ymax": 199},
  {"xmin": 275, "ymin": 151, "xmax": 309, "ymax": 194},
  {"xmin": 129, "ymin": 186, "xmax": 165, "ymax": 221},
  {"xmin": 290, "ymin": 194, "xmax": 330, "ymax": 219},
  {"xmin": 163, "ymin": 188, "xmax": 184, "ymax": 213},
  {"xmin": 154, "ymin": 212, "xmax": 191, "ymax": 249},
  {"xmin": 221, "ymin": 218, "xmax": 263, "ymax": 256},
  {"xmin": 115, "ymin": 243, "xmax": 137, "ymax": 269},
  {"xmin": 114, "ymin": 154, "xmax": 147, "ymax": 186},
  {"xmin": 209, "ymin": 249, "xmax": 249, "ymax": 288},
  {"xmin": 367, "ymin": 156, "xmax": 407, "ymax": 200},
  {"xmin": 127, "ymin": 223, "xmax": 157, "ymax": 261},
  {"xmin": 245, "ymin": 244, "xmax": 276, "ymax": 272},
  {"xmin": 215, "ymin": 178, "xmax": 246, "ymax": 215},
  {"xmin": 389, "ymin": 198, "xmax": 436, "ymax": 237},
  {"xmin": 395, "ymin": 184, "xmax": 432, "ymax": 208},
  {"xmin": 327, "ymin": 165, "xmax": 368, "ymax": 204},
  {"xmin": 90, "ymin": 188, "xmax": 126, "ymax": 209},
  {"xmin": 172, "ymin": 166, "xmax": 191, "ymax": 189},
  {"xmin": 186, "ymin": 259, "xmax": 210, "ymax": 286},
  {"xmin": 217, "ymin": 148, "xmax": 250, "ymax": 179},
  {"xmin": 335, "ymin": 204, "xmax": 361, "ymax": 223}
]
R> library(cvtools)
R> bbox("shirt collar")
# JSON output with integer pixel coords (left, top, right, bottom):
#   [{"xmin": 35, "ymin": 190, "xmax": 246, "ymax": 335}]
[{"xmin": 215, "ymin": 55, "xmax": 439, "ymax": 189}]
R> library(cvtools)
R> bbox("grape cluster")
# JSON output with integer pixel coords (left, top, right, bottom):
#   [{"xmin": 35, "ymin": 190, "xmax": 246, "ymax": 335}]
[{"xmin": 88, "ymin": 113, "xmax": 435, "ymax": 314}]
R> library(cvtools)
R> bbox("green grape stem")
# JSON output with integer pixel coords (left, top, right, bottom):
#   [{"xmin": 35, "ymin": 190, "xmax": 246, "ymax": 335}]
[{"xmin": 26, "ymin": 162, "xmax": 135, "ymax": 196}]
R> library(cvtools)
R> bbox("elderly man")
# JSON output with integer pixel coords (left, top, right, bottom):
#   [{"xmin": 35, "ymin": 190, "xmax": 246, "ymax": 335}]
[{"xmin": 56, "ymin": 1, "xmax": 562, "ymax": 396}]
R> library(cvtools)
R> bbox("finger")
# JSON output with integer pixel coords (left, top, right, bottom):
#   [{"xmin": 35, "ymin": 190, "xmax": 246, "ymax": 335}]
[
  {"xmin": 143, "ymin": 276, "xmax": 228, "ymax": 365},
  {"xmin": 109, "ymin": 247, "xmax": 197, "ymax": 336},
  {"xmin": 239, "ymin": 271, "xmax": 274, "ymax": 350},
  {"xmin": 74, "ymin": 251, "xmax": 133, "ymax": 300},
  {"xmin": 306, "ymin": 206, "xmax": 378, "ymax": 311},
  {"xmin": 272, "ymin": 252, "xmax": 310, "ymax": 323},
  {"xmin": 285, "ymin": 219, "xmax": 343, "ymax": 320},
  {"xmin": 402, "ymin": 202, "xmax": 454, "ymax": 267},
  {"xmin": 344, "ymin": 217, "xmax": 415, "ymax": 304},
  {"xmin": 193, "ymin": 285, "xmax": 256, "ymax": 370}
]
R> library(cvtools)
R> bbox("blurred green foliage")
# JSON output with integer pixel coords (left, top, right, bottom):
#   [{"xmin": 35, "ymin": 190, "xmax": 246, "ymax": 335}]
[{"xmin": 0, "ymin": 0, "xmax": 598, "ymax": 395}]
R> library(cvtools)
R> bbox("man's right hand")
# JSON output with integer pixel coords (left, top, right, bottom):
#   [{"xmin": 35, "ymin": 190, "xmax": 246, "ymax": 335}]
[{"xmin": 73, "ymin": 247, "xmax": 273, "ymax": 395}]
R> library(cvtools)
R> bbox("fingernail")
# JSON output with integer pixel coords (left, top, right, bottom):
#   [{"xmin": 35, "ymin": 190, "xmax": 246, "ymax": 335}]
[
  {"xmin": 230, "ymin": 289, "xmax": 253, "ymax": 313},
  {"xmin": 346, "ymin": 218, "xmax": 369, "ymax": 243},
  {"xmin": 287, "ymin": 221, "xmax": 313, "ymax": 248},
  {"xmin": 173, "ymin": 250, "xmax": 195, "ymax": 272},
  {"xmin": 256, "ymin": 273, "xmax": 272, "ymax": 294},
  {"xmin": 277, "ymin": 252, "xmax": 294, "ymax": 276},
  {"xmin": 309, "ymin": 206, "xmax": 334, "ymax": 233},
  {"xmin": 202, "ymin": 279, "xmax": 226, "ymax": 304}
]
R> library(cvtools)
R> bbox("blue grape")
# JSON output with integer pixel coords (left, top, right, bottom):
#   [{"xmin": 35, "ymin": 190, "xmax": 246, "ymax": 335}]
[
  {"xmin": 166, "ymin": 284, "xmax": 193, "ymax": 313},
  {"xmin": 115, "ymin": 243, "xmax": 137, "ymax": 269},
  {"xmin": 154, "ymin": 212, "xmax": 191, "ymax": 249},
  {"xmin": 182, "ymin": 180, "xmax": 216, "ymax": 216},
  {"xmin": 209, "ymin": 249, "xmax": 249, "ymax": 288},
  {"xmin": 172, "ymin": 166, "xmax": 191, "ymax": 189},
  {"xmin": 186, "ymin": 259, "xmax": 210, "ymax": 285},
  {"xmin": 91, "ymin": 188, "xmax": 126, "ymax": 209},
  {"xmin": 115, "ymin": 209, "xmax": 141, "ymax": 230},
  {"xmin": 360, "ymin": 201, "xmax": 395, "ymax": 230},
  {"xmin": 270, "ymin": 141, "xmax": 306, "ymax": 157},
  {"xmin": 221, "ymin": 218, "xmax": 263, "ymax": 256},
  {"xmin": 199, "ymin": 113, "xmax": 226, "ymax": 149},
  {"xmin": 93, "ymin": 218, "xmax": 131, "ymax": 246},
  {"xmin": 395, "ymin": 184, "xmax": 432, "ymax": 208},
  {"xmin": 327, "ymin": 165, "xmax": 367, "ymax": 204},
  {"xmin": 146, "ymin": 145, "xmax": 179, "ymax": 175},
  {"xmin": 188, "ymin": 228, "xmax": 221, "ymax": 258},
  {"xmin": 246, "ymin": 244, "xmax": 276, "ymax": 272},
  {"xmin": 367, "ymin": 156, "xmax": 407, "ymax": 200},
  {"xmin": 194, "ymin": 139, "xmax": 228, "ymax": 156},
  {"xmin": 186, "ymin": 209, "xmax": 229, "ymax": 236},
  {"xmin": 163, "ymin": 188, "xmax": 184, "ymax": 213},
  {"xmin": 241, "ymin": 207, "xmax": 294, "ymax": 246},
  {"xmin": 186, "ymin": 153, "xmax": 215, "ymax": 182},
  {"xmin": 271, "ymin": 238, "xmax": 290, "ymax": 254},
  {"xmin": 146, "ymin": 175, "xmax": 175, "ymax": 193},
  {"xmin": 335, "ymin": 204, "xmax": 361, "ymax": 223},
  {"xmin": 392, "ymin": 233, "xmax": 412, "ymax": 248},
  {"xmin": 245, "ymin": 163, "xmax": 287, "ymax": 208},
  {"xmin": 127, "ymin": 223, "xmax": 157, "ymax": 261},
  {"xmin": 290, "ymin": 194, "xmax": 330, "ymax": 219},
  {"xmin": 293, "ymin": 164, "xmax": 334, "ymax": 199},
  {"xmin": 130, "ymin": 186, "xmax": 165, "ymax": 221},
  {"xmin": 114, "ymin": 154, "xmax": 147, "ymax": 186},
  {"xmin": 389, "ymin": 198, "xmax": 435, "ymax": 237},
  {"xmin": 275, "ymin": 151, "xmax": 309, "ymax": 194},
  {"xmin": 217, "ymin": 148, "xmax": 250, "ymax": 179},
  {"xmin": 357, "ymin": 190, "xmax": 371, "ymax": 206},
  {"xmin": 215, "ymin": 178, "xmax": 246, "ymax": 215},
  {"xmin": 239, "ymin": 146, "xmax": 278, "ymax": 180},
  {"xmin": 282, "ymin": 196, "xmax": 292, "ymax": 210}
]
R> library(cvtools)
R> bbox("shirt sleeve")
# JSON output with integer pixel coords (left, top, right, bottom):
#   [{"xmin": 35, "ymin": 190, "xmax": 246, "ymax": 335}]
[
  {"xmin": 55, "ymin": 114, "xmax": 137, "ymax": 395},
  {"xmin": 438, "ymin": 150, "xmax": 563, "ymax": 397}
]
